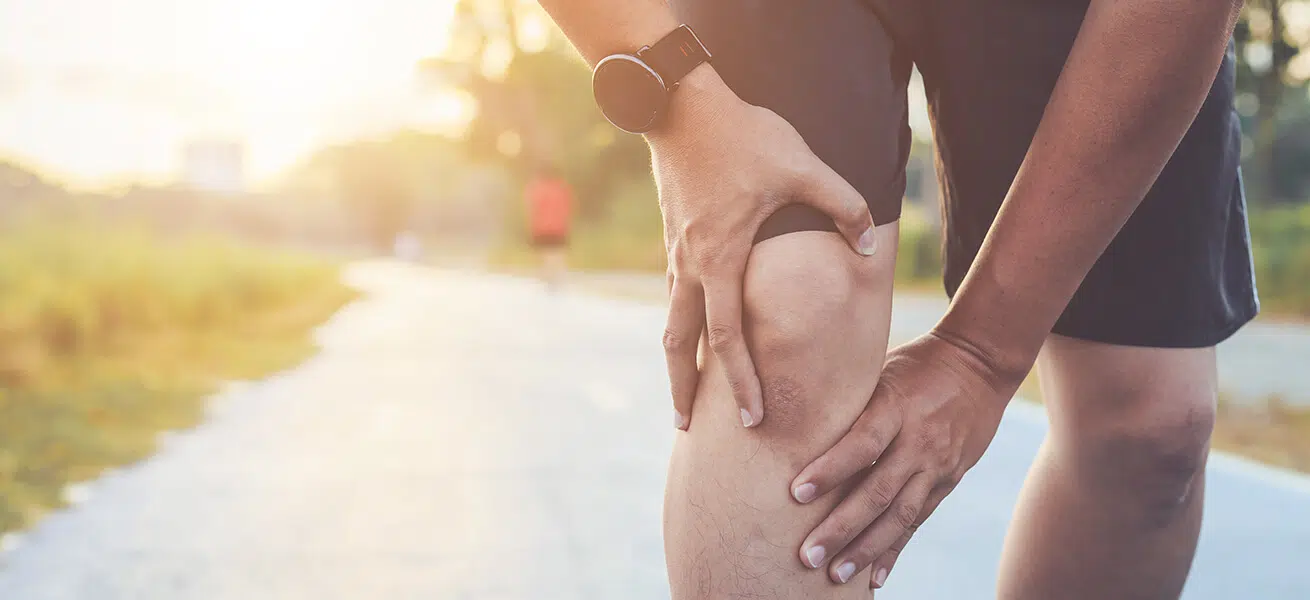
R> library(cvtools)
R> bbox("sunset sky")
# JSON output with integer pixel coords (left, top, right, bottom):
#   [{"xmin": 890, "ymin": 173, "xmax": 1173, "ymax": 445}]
[
  {"xmin": 0, "ymin": 0, "xmax": 940, "ymax": 191},
  {"xmin": 0, "ymin": 0, "xmax": 471, "ymax": 188}
]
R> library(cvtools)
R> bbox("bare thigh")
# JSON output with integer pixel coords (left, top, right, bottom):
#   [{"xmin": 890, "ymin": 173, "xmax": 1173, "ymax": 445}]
[{"xmin": 664, "ymin": 226, "xmax": 897, "ymax": 599}]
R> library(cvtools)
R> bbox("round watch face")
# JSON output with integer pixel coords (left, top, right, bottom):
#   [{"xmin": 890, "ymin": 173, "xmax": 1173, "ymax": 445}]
[{"xmin": 592, "ymin": 55, "xmax": 668, "ymax": 134}]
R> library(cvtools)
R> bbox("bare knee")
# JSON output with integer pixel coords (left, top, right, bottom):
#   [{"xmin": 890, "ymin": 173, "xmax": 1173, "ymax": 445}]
[
  {"xmin": 741, "ymin": 229, "xmax": 894, "ymax": 462},
  {"xmin": 1090, "ymin": 397, "xmax": 1215, "ymax": 515},
  {"xmin": 1042, "ymin": 337, "xmax": 1217, "ymax": 523},
  {"xmin": 664, "ymin": 227, "xmax": 897, "ymax": 600}
]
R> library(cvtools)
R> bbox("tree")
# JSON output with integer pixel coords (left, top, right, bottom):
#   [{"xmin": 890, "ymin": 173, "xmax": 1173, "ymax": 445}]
[
  {"xmin": 417, "ymin": 0, "xmax": 652, "ymax": 219},
  {"xmin": 336, "ymin": 142, "xmax": 420, "ymax": 250},
  {"xmin": 1235, "ymin": 1, "xmax": 1310, "ymax": 203}
]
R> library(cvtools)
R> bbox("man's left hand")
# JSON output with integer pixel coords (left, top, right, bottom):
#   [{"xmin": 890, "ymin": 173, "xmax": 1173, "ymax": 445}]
[{"xmin": 789, "ymin": 330, "xmax": 1025, "ymax": 588}]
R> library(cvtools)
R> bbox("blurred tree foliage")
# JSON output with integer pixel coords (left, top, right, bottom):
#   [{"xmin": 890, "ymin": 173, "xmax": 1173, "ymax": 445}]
[
  {"xmin": 418, "ymin": 1, "xmax": 1310, "ymax": 211},
  {"xmin": 419, "ymin": 0, "xmax": 653, "ymax": 221},
  {"xmin": 1236, "ymin": 1, "xmax": 1310, "ymax": 204},
  {"xmin": 283, "ymin": 131, "xmax": 501, "ymax": 249},
  {"xmin": 1250, "ymin": 203, "xmax": 1310, "ymax": 315},
  {"xmin": 418, "ymin": 1, "xmax": 1310, "ymax": 214}
]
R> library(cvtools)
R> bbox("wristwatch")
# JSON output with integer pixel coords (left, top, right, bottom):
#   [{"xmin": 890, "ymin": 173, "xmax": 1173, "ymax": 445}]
[{"xmin": 592, "ymin": 24, "xmax": 712, "ymax": 134}]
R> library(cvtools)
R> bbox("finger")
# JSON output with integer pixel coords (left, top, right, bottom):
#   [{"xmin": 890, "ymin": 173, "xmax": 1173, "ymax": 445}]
[
  {"xmin": 828, "ymin": 472, "xmax": 934, "ymax": 585},
  {"xmin": 869, "ymin": 485, "xmax": 950, "ymax": 590},
  {"xmin": 797, "ymin": 160, "xmax": 878, "ymax": 256},
  {"xmin": 664, "ymin": 278, "xmax": 704, "ymax": 430},
  {"xmin": 702, "ymin": 273, "xmax": 763, "ymax": 427},
  {"xmin": 799, "ymin": 456, "xmax": 916, "ymax": 572},
  {"xmin": 792, "ymin": 395, "xmax": 903, "ymax": 503},
  {"xmin": 870, "ymin": 530, "xmax": 910, "ymax": 592}
]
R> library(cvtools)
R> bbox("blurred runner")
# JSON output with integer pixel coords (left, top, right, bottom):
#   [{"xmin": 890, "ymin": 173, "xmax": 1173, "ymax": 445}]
[
  {"xmin": 392, "ymin": 230, "xmax": 423, "ymax": 263},
  {"xmin": 525, "ymin": 163, "xmax": 574, "ymax": 290}
]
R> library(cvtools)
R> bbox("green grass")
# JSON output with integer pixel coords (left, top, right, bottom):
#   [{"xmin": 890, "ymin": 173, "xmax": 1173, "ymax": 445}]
[
  {"xmin": 0, "ymin": 224, "xmax": 357, "ymax": 535},
  {"xmin": 1250, "ymin": 204, "xmax": 1310, "ymax": 318}
]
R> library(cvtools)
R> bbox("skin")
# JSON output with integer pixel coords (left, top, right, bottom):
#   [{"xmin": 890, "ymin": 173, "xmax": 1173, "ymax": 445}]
[
  {"xmin": 536, "ymin": 0, "xmax": 1246, "ymax": 594},
  {"xmin": 539, "ymin": 246, "xmax": 567, "ymax": 289},
  {"xmin": 793, "ymin": 0, "xmax": 1246, "ymax": 588},
  {"xmin": 664, "ymin": 227, "xmax": 896, "ymax": 599},
  {"xmin": 994, "ymin": 336, "xmax": 1218, "ymax": 599},
  {"xmin": 536, "ymin": 0, "xmax": 880, "ymax": 432}
]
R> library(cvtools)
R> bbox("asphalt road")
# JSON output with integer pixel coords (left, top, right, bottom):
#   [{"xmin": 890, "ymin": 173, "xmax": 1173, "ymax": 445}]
[{"xmin": 0, "ymin": 262, "xmax": 1306, "ymax": 599}]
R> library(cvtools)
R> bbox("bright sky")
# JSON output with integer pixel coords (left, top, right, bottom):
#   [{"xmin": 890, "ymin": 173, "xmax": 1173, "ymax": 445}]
[{"xmin": 0, "ymin": 0, "xmax": 472, "ymax": 188}]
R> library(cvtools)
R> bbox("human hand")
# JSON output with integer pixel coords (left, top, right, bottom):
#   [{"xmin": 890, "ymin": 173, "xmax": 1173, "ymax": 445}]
[
  {"xmin": 652, "ymin": 68, "xmax": 879, "ymax": 432},
  {"xmin": 788, "ymin": 330, "xmax": 1025, "ymax": 589}
]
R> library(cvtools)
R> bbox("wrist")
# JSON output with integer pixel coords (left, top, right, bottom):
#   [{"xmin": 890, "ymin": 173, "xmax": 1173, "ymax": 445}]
[
  {"xmin": 929, "ymin": 325, "xmax": 1032, "ymax": 390},
  {"xmin": 644, "ymin": 66, "xmax": 737, "ymax": 147},
  {"xmin": 932, "ymin": 299, "xmax": 1041, "ymax": 390},
  {"xmin": 933, "ymin": 254, "xmax": 1061, "ymax": 387}
]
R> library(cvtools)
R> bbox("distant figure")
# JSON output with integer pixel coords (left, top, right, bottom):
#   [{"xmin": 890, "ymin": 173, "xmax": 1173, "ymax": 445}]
[
  {"xmin": 392, "ymin": 231, "xmax": 423, "ymax": 263},
  {"xmin": 525, "ymin": 165, "xmax": 574, "ymax": 290}
]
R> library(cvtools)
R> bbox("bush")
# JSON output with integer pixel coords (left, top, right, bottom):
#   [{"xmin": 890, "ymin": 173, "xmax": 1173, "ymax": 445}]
[
  {"xmin": 892, "ymin": 205, "xmax": 1310, "ymax": 316},
  {"xmin": 1250, "ymin": 204, "xmax": 1310, "ymax": 317},
  {"xmin": 894, "ymin": 213, "xmax": 943, "ymax": 288}
]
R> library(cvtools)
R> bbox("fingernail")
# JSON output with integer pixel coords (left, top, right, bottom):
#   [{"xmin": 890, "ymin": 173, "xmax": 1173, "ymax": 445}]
[
  {"xmin": 793, "ymin": 483, "xmax": 817, "ymax": 504},
  {"xmin": 835, "ymin": 562, "xmax": 856, "ymax": 584},
  {"xmin": 858, "ymin": 226, "xmax": 878, "ymax": 256},
  {"xmin": 740, "ymin": 408, "xmax": 755, "ymax": 428},
  {"xmin": 874, "ymin": 568, "xmax": 888, "ymax": 588},
  {"xmin": 805, "ymin": 545, "xmax": 826, "ymax": 568},
  {"xmin": 673, "ymin": 410, "xmax": 686, "ymax": 430}
]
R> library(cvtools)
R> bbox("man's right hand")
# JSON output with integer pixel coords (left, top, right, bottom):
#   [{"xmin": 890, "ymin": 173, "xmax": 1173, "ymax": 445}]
[{"xmin": 651, "ymin": 68, "xmax": 879, "ymax": 432}]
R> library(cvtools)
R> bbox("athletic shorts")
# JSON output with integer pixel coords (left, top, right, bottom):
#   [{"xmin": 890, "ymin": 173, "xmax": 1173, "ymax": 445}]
[
  {"xmin": 532, "ymin": 233, "xmax": 569, "ymax": 249},
  {"xmin": 669, "ymin": 0, "xmax": 1259, "ymax": 348}
]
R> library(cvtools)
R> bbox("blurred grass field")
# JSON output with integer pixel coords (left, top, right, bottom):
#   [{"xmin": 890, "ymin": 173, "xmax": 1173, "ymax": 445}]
[{"xmin": 0, "ymin": 222, "xmax": 356, "ymax": 535}]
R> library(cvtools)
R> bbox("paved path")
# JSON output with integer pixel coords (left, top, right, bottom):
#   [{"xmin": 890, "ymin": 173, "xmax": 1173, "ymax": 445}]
[{"xmin": 0, "ymin": 262, "xmax": 1306, "ymax": 599}]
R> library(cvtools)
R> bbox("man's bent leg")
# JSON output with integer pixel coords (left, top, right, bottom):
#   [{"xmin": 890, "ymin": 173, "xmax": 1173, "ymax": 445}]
[
  {"xmin": 664, "ymin": 226, "xmax": 897, "ymax": 599},
  {"xmin": 997, "ymin": 334, "xmax": 1217, "ymax": 599}
]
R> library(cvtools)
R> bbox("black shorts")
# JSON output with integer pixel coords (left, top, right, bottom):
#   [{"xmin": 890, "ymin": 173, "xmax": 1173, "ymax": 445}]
[
  {"xmin": 670, "ymin": 0, "xmax": 1259, "ymax": 348},
  {"xmin": 532, "ymin": 233, "xmax": 569, "ymax": 249}
]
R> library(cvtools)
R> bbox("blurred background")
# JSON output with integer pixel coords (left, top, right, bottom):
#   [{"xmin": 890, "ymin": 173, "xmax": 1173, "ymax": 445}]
[{"xmin": 0, "ymin": 0, "xmax": 1308, "ymax": 598}]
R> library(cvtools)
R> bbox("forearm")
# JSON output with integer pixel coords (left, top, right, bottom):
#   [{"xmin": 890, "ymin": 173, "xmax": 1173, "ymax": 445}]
[
  {"xmin": 535, "ymin": 0, "xmax": 681, "ymax": 66},
  {"xmin": 536, "ymin": 0, "xmax": 731, "ymax": 142},
  {"xmin": 937, "ymin": 0, "xmax": 1244, "ymax": 380}
]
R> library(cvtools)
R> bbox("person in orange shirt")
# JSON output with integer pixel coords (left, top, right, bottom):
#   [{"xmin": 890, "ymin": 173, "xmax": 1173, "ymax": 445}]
[{"xmin": 525, "ymin": 163, "xmax": 574, "ymax": 290}]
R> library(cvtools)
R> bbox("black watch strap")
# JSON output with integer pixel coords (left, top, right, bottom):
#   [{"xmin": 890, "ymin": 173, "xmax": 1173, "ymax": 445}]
[{"xmin": 639, "ymin": 25, "xmax": 712, "ymax": 87}]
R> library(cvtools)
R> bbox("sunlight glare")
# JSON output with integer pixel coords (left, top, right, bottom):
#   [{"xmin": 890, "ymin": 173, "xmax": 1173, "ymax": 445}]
[{"xmin": 0, "ymin": 0, "xmax": 463, "ymax": 187}]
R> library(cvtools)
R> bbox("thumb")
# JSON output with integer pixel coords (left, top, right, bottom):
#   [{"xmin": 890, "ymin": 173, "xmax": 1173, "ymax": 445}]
[{"xmin": 797, "ymin": 160, "xmax": 878, "ymax": 256}]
